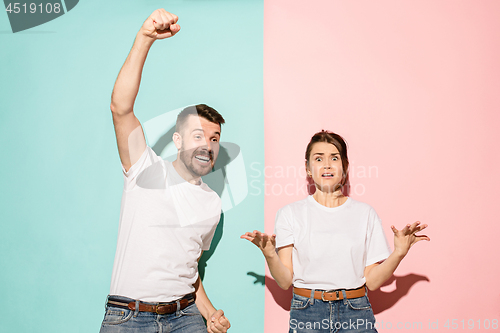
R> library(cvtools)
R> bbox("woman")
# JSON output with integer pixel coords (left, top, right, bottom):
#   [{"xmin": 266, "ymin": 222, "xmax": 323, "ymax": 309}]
[{"xmin": 241, "ymin": 130, "xmax": 429, "ymax": 332}]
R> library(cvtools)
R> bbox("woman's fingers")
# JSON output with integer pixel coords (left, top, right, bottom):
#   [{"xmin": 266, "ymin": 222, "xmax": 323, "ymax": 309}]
[
  {"xmin": 242, "ymin": 230, "xmax": 276, "ymax": 247},
  {"xmin": 421, "ymin": 235, "xmax": 430, "ymax": 241},
  {"xmin": 394, "ymin": 222, "xmax": 427, "ymax": 237},
  {"xmin": 413, "ymin": 234, "xmax": 430, "ymax": 243},
  {"xmin": 409, "ymin": 222, "xmax": 429, "ymax": 239},
  {"xmin": 408, "ymin": 221, "xmax": 421, "ymax": 234},
  {"xmin": 416, "ymin": 223, "xmax": 428, "ymax": 233},
  {"xmin": 240, "ymin": 235, "xmax": 254, "ymax": 241}
]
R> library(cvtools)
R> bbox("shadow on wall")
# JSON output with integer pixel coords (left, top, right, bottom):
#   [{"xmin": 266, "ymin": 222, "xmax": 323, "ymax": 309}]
[
  {"xmin": 368, "ymin": 273, "xmax": 430, "ymax": 314},
  {"xmin": 199, "ymin": 214, "xmax": 224, "ymax": 281},
  {"xmin": 247, "ymin": 272, "xmax": 293, "ymax": 310},
  {"xmin": 246, "ymin": 272, "xmax": 429, "ymax": 314},
  {"xmin": 151, "ymin": 125, "xmax": 177, "ymax": 158}
]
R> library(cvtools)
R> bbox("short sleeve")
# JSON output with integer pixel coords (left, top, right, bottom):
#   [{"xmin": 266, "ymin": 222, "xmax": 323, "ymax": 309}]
[
  {"xmin": 121, "ymin": 146, "xmax": 163, "ymax": 190},
  {"xmin": 274, "ymin": 207, "xmax": 294, "ymax": 248},
  {"xmin": 365, "ymin": 209, "xmax": 392, "ymax": 266}
]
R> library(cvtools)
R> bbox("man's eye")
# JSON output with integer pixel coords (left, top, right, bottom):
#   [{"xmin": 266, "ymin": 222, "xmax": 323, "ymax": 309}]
[
  {"xmin": 195, "ymin": 135, "xmax": 202, "ymax": 139},
  {"xmin": 332, "ymin": 157, "xmax": 338, "ymax": 161},
  {"xmin": 211, "ymin": 138, "xmax": 219, "ymax": 142},
  {"xmin": 316, "ymin": 158, "xmax": 322, "ymax": 162}
]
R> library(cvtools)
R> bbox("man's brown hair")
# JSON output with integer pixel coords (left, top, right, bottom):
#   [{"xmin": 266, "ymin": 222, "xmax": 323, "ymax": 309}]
[{"xmin": 175, "ymin": 104, "xmax": 225, "ymax": 134}]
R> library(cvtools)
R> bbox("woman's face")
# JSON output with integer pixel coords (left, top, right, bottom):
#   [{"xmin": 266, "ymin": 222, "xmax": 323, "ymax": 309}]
[{"xmin": 306, "ymin": 142, "xmax": 343, "ymax": 193}]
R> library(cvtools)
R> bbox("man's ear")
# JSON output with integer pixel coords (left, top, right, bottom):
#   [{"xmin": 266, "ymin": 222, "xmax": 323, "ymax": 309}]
[{"xmin": 173, "ymin": 132, "xmax": 182, "ymax": 150}]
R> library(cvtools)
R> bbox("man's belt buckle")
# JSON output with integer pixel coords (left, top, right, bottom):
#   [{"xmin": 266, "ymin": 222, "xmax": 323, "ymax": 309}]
[
  {"xmin": 321, "ymin": 290, "xmax": 340, "ymax": 301},
  {"xmin": 155, "ymin": 303, "xmax": 171, "ymax": 314}
]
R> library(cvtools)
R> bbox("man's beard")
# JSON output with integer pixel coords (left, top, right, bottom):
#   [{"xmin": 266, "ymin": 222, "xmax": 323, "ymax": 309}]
[{"xmin": 179, "ymin": 147, "xmax": 213, "ymax": 177}]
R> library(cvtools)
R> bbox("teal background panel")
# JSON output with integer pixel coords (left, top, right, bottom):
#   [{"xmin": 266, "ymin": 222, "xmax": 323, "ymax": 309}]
[{"xmin": 0, "ymin": 0, "xmax": 264, "ymax": 332}]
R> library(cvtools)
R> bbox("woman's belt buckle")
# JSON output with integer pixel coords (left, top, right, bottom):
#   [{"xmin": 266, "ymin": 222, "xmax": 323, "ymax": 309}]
[{"xmin": 321, "ymin": 290, "xmax": 340, "ymax": 301}]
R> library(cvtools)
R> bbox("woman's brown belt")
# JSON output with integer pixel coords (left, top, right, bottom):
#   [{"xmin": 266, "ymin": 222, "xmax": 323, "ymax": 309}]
[{"xmin": 293, "ymin": 285, "xmax": 365, "ymax": 301}]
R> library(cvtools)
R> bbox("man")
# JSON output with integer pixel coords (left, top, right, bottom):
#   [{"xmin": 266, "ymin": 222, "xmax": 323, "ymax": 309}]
[{"xmin": 100, "ymin": 9, "xmax": 230, "ymax": 333}]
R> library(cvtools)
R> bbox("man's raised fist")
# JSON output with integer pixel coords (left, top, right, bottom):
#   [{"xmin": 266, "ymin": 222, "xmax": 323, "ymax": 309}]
[{"xmin": 140, "ymin": 9, "xmax": 180, "ymax": 40}]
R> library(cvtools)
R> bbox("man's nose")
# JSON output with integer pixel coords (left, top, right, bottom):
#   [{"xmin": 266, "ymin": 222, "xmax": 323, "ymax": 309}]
[{"xmin": 202, "ymin": 137, "xmax": 212, "ymax": 152}]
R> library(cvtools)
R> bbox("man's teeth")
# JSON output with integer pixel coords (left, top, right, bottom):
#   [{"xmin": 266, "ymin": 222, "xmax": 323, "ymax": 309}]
[{"xmin": 195, "ymin": 155, "xmax": 210, "ymax": 162}]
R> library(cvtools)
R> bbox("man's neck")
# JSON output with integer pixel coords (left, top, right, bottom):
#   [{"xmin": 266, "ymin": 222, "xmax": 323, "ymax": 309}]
[{"xmin": 172, "ymin": 159, "xmax": 202, "ymax": 185}]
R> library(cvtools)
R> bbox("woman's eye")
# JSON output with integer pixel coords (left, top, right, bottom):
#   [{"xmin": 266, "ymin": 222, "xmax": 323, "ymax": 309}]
[
  {"xmin": 195, "ymin": 135, "xmax": 202, "ymax": 139},
  {"xmin": 332, "ymin": 157, "xmax": 338, "ymax": 161},
  {"xmin": 316, "ymin": 158, "xmax": 322, "ymax": 162}
]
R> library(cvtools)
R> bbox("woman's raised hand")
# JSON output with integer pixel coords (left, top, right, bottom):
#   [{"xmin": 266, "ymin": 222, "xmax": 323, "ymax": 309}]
[
  {"xmin": 391, "ymin": 221, "xmax": 430, "ymax": 258},
  {"xmin": 241, "ymin": 230, "xmax": 277, "ymax": 258}
]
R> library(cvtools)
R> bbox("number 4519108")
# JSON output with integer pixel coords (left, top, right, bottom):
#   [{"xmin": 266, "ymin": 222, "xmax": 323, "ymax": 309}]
[
  {"xmin": 5, "ymin": 3, "xmax": 62, "ymax": 14},
  {"xmin": 444, "ymin": 319, "xmax": 498, "ymax": 329}
]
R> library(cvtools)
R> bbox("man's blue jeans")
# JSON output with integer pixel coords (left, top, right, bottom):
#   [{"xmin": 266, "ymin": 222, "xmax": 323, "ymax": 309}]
[
  {"xmin": 288, "ymin": 290, "xmax": 378, "ymax": 333},
  {"xmin": 99, "ymin": 295, "xmax": 207, "ymax": 333}
]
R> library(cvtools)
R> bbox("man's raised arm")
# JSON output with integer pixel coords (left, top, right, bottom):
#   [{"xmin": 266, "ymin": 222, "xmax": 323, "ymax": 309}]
[{"xmin": 110, "ymin": 9, "xmax": 180, "ymax": 171}]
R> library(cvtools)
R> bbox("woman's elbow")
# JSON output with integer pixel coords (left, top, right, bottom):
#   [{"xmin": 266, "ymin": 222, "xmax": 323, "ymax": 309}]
[
  {"xmin": 279, "ymin": 283, "xmax": 292, "ymax": 290},
  {"xmin": 365, "ymin": 283, "xmax": 376, "ymax": 291},
  {"xmin": 365, "ymin": 280, "xmax": 381, "ymax": 291},
  {"xmin": 277, "ymin": 279, "xmax": 293, "ymax": 290}
]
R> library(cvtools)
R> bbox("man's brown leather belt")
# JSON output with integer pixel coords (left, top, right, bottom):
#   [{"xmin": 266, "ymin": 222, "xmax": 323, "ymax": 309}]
[
  {"xmin": 293, "ymin": 286, "xmax": 365, "ymax": 301},
  {"xmin": 107, "ymin": 294, "xmax": 196, "ymax": 315}
]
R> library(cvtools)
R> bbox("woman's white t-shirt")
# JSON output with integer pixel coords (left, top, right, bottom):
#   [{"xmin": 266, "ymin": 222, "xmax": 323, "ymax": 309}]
[{"xmin": 275, "ymin": 196, "xmax": 391, "ymax": 290}]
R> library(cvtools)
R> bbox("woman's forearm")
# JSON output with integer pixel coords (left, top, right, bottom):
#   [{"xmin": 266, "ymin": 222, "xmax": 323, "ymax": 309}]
[
  {"xmin": 265, "ymin": 251, "xmax": 293, "ymax": 290},
  {"xmin": 365, "ymin": 251, "xmax": 405, "ymax": 290}
]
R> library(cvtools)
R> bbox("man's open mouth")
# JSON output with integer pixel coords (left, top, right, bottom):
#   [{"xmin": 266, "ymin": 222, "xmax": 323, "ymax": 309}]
[{"xmin": 195, "ymin": 154, "xmax": 211, "ymax": 163}]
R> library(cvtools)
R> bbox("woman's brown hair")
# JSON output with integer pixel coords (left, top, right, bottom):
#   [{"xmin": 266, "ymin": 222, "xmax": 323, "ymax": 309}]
[{"xmin": 305, "ymin": 130, "xmax": 349, "ymax": 188}]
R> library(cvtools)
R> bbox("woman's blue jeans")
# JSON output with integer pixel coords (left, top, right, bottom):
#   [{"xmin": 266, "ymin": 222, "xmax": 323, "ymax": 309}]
[
  {"xmin": 289, "ymin": 290, "xmax": 378, "ymax": 333},
  {"xmin": 99, "ymin": 295, "xmax": 206, "ymax": 333}
]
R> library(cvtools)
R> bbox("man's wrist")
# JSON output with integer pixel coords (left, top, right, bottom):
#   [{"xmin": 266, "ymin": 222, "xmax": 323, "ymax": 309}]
[
  {"xmin": 135, "ymin": 32, "xmax": 155, "ymax": 48},
  {"xmin": 206, "ymin": 307, "xmax": 218, "ymax": 321},
  {"xmin": 195, "ymin": 298, "xmax": 216, "ymax": 321}
]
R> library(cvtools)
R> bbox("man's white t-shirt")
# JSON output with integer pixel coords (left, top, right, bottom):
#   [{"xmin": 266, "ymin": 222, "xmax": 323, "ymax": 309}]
[
  {"xmin": 275, "ymin": 196, "xmax": 391, "ymax": 290},
  {"xmin": 109, "ymin": 147, "xmax": 221, "ymax": 302}
]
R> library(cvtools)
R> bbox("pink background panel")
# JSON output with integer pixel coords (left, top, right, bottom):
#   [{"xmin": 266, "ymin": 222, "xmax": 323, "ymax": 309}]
[{"xmin": 264, "ymin": 0, "xmax": 500, "ymax": 331}]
